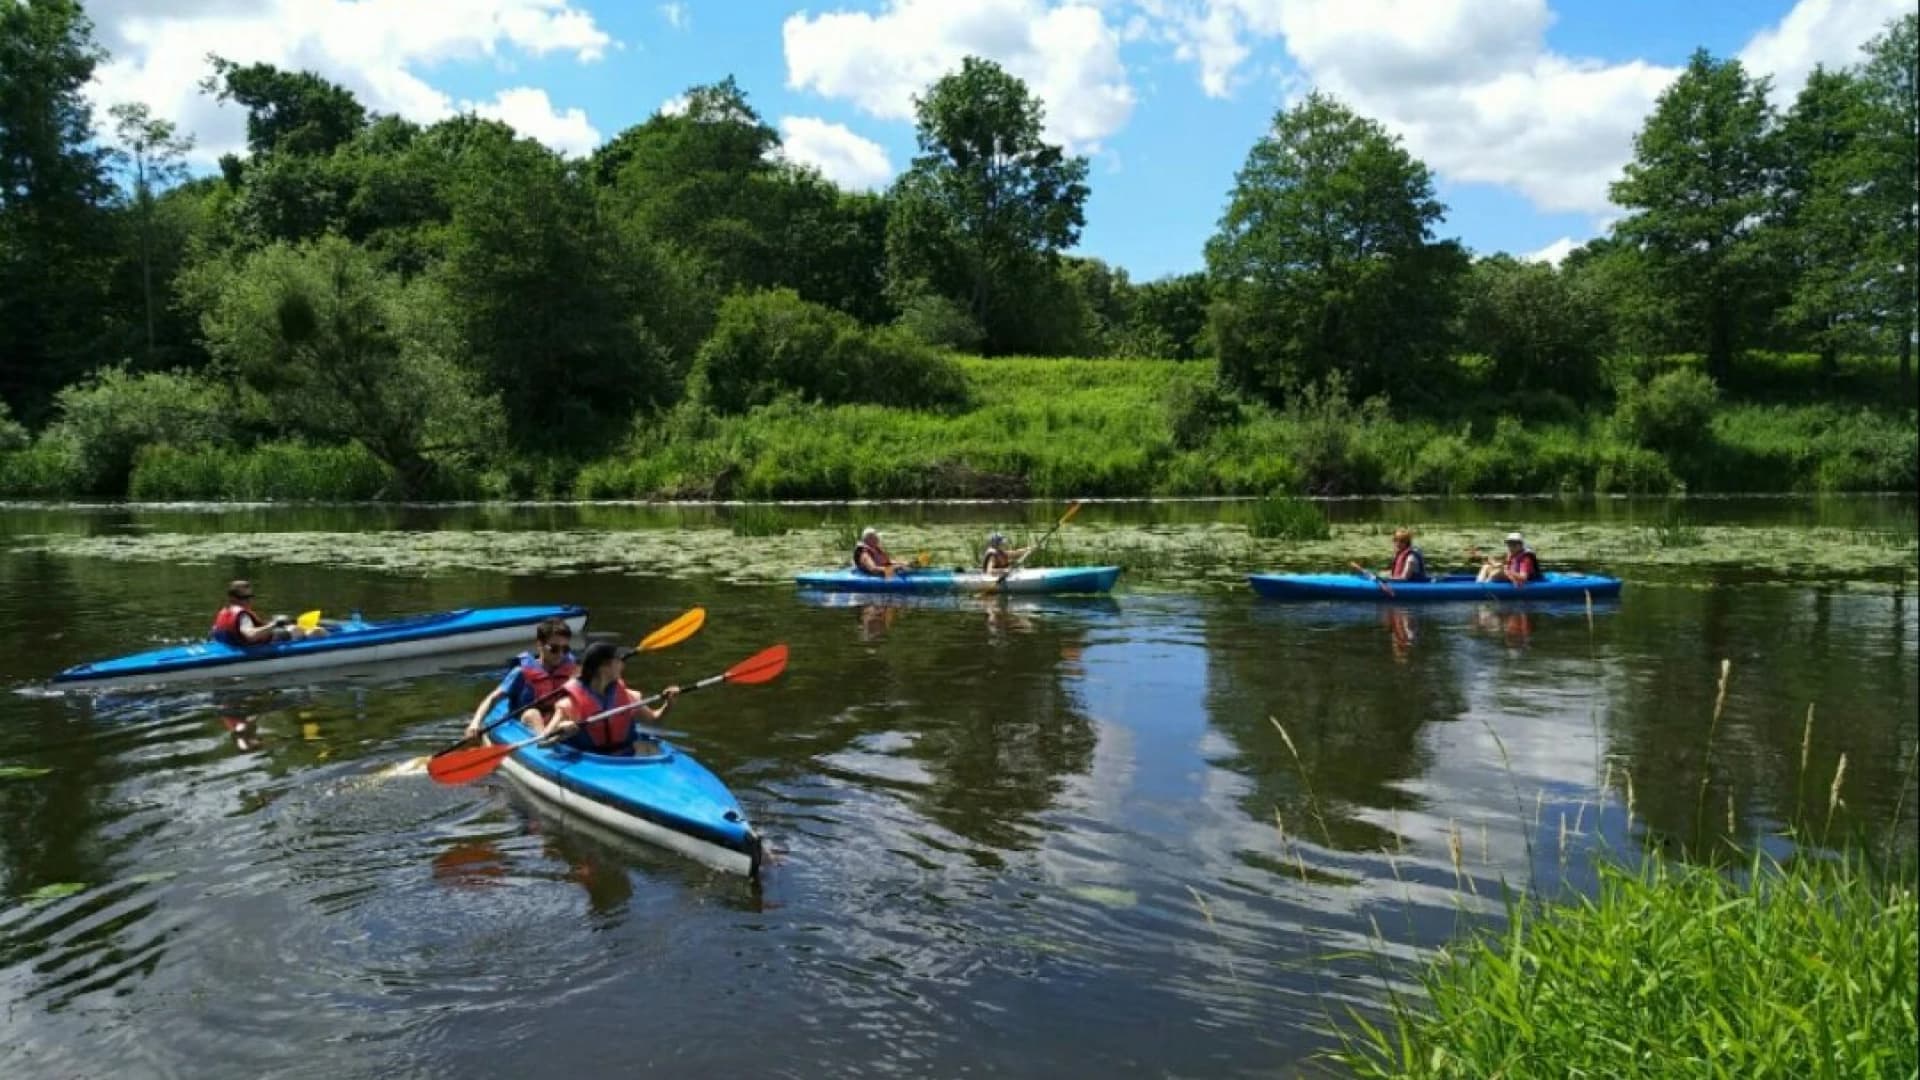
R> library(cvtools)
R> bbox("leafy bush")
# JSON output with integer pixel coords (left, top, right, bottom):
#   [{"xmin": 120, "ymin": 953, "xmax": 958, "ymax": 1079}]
[
  {"xmin": 1247, "ymin": 493, "xmax": 1330, "ymax": 540},
  {"xmin": 0, "ymin": 444, "xmax": 86, "ymax": 497},
  {"xmin": 0, "ymin": 400, "xmax": 28, "ymax": 452},
  {"xmin": 40, "ymin": 366, "xmax": 235, "ymax": 492},
  {"xmin": 128, "ymin": 442, "xmax": 393, "ymax": 500},
  {"xmin": 692, "ymin": 289, "xmax": 970, "ymax": 413},
  {"xmin": 1164, "ymin": 377, "xmax": 1244, "ymax": 450},
  {"xmin": 1279, "ymin": 373, "xmax": 1389, "ymax": 494},
  {"xmin": 1614, "ymin": 368, "xmax": 1720, "ymax": 454},
  {"xmin": 895, "ymin": 291, "xmax": 986, "ymax": 353}
]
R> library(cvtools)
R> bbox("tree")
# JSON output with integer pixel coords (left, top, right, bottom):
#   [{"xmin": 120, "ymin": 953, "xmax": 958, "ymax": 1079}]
[
  {"xmin": 199, "ymin": 236, "xmax": 502, "ymax": 495},
  {"xmin": 1128, "ymin": 272, "xmax": 1212, "ymax": 359},
  {"xmin": 1856, "ymin": 14, "xmax": 1918, "ymax": 387},
  {"xmin": 1205, "ymin": 92, "xmax": 1465, "ymax": 404},
  {"xmin": 0, "ymin": 0, "xmax": 116, "ymax": 424},
  {"xmin": 1457, "ymin": 255, "xmax": 1606, "ymax": 397},
  {"xmin": 885, "ymin": 57, "xmax": 1090, "ymax": 353},
  {"xmin": 108, "ymin": 102, "xmax": 194, "ymax": 364},
  {"xmin": 1769, "ymin": 67, "xmax": 1872, "ymax": 374},
  {"xmin": 1610, "ymin": 50, "xmax": 1775, "ymax": 382},
  {"xmin": 203, "ymin": 56, "xmax": 367, "ymax": 157}
]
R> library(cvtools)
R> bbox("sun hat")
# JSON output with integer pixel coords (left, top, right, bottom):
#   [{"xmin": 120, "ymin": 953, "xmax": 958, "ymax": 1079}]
[{"xmin": 1505, "ymin": 531, "xmax": 1524, "ymax": 543}]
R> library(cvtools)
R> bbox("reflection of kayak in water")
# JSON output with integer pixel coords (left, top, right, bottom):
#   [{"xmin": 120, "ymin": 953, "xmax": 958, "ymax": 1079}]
[
  {"xmin": 796, "ymin": 566, "xmax": 1121, "ymax": 594},
  {"xmin": 479, "ymin": 698, "xmax": 762, "ymax": 879},
  {"xmin": 52, "ymin": 605, "xmax": 588, "ymax": 690},
  {"xmin": 1248, "ymin": 572, "xmax": 1622, "ymax": 603},
  {"xmin": 1250, "ymin": 597, "xmax": 1618, "ymax": 629},
  {"xmin": 794, "ymin": 590, "xmax": 1122, "ymax": 617}
]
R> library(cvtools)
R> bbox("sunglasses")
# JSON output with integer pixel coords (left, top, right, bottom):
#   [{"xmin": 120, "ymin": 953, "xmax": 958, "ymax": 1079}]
[{"xmin": 542, "ymin": 641, "xmax": 571, "ymax": 652}]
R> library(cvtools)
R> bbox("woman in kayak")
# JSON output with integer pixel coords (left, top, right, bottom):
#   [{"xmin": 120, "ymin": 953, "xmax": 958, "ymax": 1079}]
[
  {"xmin": 853, "ymin": 527, "xmax": 903, "ymax": 578},
  {"xmin": 1385, "ymin": 528, "xmax": 1428, "ymax": 582},
  {"xmin": 980, "ymin": 532, "xmax": 1032, "ymax": 573},
  {"xmin": 211, "ymin": 580, "xmax": 326, "ymax": 646},
  {"xmin": 540, "ymin": 641, "xmax": 679, "ymax": 756},
  {"xmin": 465, "ymin": 617, "xmax": 578, "ymax": 738},
  {"xmin": 1474, "ymin": 532, "xmax": 1541, "ymax": 584}
]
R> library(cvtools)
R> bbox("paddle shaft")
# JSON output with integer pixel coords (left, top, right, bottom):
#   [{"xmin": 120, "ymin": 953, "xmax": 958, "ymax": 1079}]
[
  {"xmin": 1013, "ymin": 501, "xmax": 1082, "ymax": 571},
  {"xmin": 465, "ymin": 671, "xmax": 721, "ymax": 767},
  {"xmin": 1351, "ymin": 560, "xmax": 1395, "ymax": 598}
]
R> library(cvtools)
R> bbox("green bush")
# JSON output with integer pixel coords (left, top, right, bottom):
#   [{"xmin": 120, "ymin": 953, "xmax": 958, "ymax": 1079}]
[
  {"xmin": 1247, "ymin": 493, "xmax": 1330, "ymax": 540},
  {"xmin": 40, "ymin": 366, "xmax": 236, "ymax": 492},
  {"xmin": 1164, "ymin": 378, "xmax": 1244, "ymax": 450},
  {"xmin": 128, "ymin": 442, "xmax": 396, "ymax": 500},
  {"xmin": 1279, "ymin": 374, "xmax": 1389, "ymax": 494},
  {"xmin": 0, "ymin": 400, "xmax": 28, "ymax": 452},
  {"xmin": 1614, "ymin": 368, "xmax": 1720, "ymax": 454},
  {"xmin": 894, "ymin": 292, "xmax": 985, "ymax": 353},
  {"xmin": 0, "ymin": 443, "xmax": 86, "ymax": 497},
  {"xmin": 692, "ymin": 289, "xmax": 970, "ymax": 414}
]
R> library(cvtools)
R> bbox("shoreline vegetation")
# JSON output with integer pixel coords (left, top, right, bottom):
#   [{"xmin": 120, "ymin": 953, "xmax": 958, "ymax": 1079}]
[{"xmin": 2, "ymin": 354, "xmax": 1914, "ymax": 503}]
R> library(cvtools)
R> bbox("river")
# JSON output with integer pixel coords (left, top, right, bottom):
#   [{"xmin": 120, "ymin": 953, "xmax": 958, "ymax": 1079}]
[{"xmin": 1, "ymin": 497, "xmax": 1914, "ymax": 1077}]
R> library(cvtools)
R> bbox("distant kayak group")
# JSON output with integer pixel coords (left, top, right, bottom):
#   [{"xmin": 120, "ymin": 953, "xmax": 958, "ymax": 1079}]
[{"xmin": 46, "ymin": 508, "xmax": 1622, "ymax": 880}]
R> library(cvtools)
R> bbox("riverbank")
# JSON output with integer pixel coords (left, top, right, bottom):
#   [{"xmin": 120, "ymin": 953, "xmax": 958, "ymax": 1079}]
[{"xmin": 2, "ymin": 355, "xmax": 1913, "ymax": 502}]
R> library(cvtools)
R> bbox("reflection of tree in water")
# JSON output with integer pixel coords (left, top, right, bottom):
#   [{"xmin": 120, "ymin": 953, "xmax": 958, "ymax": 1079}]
[
  {"xmin": 1207, "ymin": 605, "xmax": 1469, "ymax": 851},
  {"xmin": 751, "ymin": 597, "xmax": 1099, "ymax": 857},
  {"xmin": 1604, "ymin": 585, "xmax": 1919, "ymax": 857}
]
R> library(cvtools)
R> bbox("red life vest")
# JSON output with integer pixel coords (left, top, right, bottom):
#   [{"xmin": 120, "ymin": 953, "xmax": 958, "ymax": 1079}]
[
  {"xmin": 515, "ymin": 655, "xmax": 577, "ymax": 710},
  {"xmin": 1391, "ymin": 545, "xmax": 1426, "ymax": 581},
  {"xmin": 982, "ymin": 549, "xmax": 1012, "ymax": 572},
  {"xmin": 853, "ymin": 539, "xmax": 893, "ymax": 574},
  {"xmin": 560, "ymin": 677, "xmax": 639, "ymax": 753},
  {"xmin": 211, "ymin": 603, "xmax": 259, "ymax": 646},
  {"xmin": 1506, "ymin": 547, "xmax": 1540, "ymax": 581}
]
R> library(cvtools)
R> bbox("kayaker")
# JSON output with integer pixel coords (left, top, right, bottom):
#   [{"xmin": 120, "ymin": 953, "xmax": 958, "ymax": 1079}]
[
  {"xmin": 541, "ymin": 641, "xmax": 679, "ymax": 756},
  {"xmin": 853, "ymin": 527, "xmax": 901, "ymax": 578},
  {"xmin": 210, "ymin": 580, "xmax": 325, "ymax": 646},
  {"xmin": 465, "ymin": 617, "xmax": 578, "ymax": 737},
  {"xmin": 980, "ymin": 532, "xmax": 1032, "ymax": 573},
  {"xmin": 1474, "ymin": 532, "xmax": 1541, "ymax": 584},
  {"xmin": 1386, "ymin": 527, "xmax": 1429, "ymax": 582}
]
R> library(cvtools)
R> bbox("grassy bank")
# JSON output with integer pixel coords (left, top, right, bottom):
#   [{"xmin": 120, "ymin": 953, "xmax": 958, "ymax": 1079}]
[
  {"xmin": 3, "ymin": 355, "xmax": 1913, "ymax": 501},
  {"xmin": 1334, "ymin": 850, "xmax": 1918, "ymax": 1078}
]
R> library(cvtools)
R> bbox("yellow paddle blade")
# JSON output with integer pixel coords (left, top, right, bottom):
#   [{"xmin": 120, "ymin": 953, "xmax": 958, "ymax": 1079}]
[
  {"xmin": 1058, "ymin": 500, "xmax": 1084, "ymax": 525},
  {"xmin": 637, "ymin": 607, "xmax": 706, "ymax": 652},
  {"xmin": 914, "ymin": 551, "xmax": 932, "ymax": 567},
  {"xmin": 296, "ymin": 610, "xmax": 322, "ymax": 631}
]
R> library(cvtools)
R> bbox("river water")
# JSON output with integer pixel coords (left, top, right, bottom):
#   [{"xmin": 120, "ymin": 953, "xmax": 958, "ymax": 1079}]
[{"xmin": 1, "ymin": 498, "xmax": 1914, "ymax": 1077}]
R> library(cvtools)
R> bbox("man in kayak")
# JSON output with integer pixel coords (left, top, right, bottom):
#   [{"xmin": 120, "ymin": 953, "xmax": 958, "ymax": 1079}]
[
  {"xmin": 211, "ymin": 580, "xmax": 325, "ymax": 646},
  {"xmin": 540, "ymin": 642, "xmax": 679, "ymax": 756},
  {"xmin": 980, "ymin": 532, "xmax": 1032, "ymax": 573},
  {"xmin": 1386, "ymin": 527, "xmax": 1429, "ymax": 582},
  {"xmin": 465, "ymin": 617, "xmax": 578, "ymax": 737},
  {"xmin": 1475, "ymin": 532, "xmax": 1541, "ymax": 585},
  {"xmin": 853, "ymin": 527, "xmax": 904, "ymax": 578}
]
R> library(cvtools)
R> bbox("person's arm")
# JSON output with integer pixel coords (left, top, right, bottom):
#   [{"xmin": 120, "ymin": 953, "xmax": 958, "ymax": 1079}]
[
  {"xmin": 467, "ymin": 686, "xmax": 505, "ymax": 735},
  {"xmin": 235, "ymin": 611, "xmax": 280, "ymax": 646},
  {"xmin": 541, "ymin": 698, "xmax": 577, "ymax": 738}
]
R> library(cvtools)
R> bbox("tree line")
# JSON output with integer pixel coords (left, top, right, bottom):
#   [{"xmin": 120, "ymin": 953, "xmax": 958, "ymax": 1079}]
[{"xmin": 0, "ymin": 0, "xmax": 1912, "ymax": 496}]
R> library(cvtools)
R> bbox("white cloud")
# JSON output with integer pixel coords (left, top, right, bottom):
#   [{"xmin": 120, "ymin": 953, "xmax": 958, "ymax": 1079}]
[
  {"xmin": 465, "ymin": 86, "xmax": 602, "ymax": 156},
  {"xmin": 658, "ymin": 2, "xmax": 689, "ymax": 30},
  {"xmin": 82, "ymin": 0, "xmax": 613, "ymax": 162},
  {"xmin": 659, "ymin": 94, "xmax": 689, "ymax": 117},
  {"xmin": 1143, "ymin": 0, "xmax": 1910, "ymax": 223},
  {"xmin": 1738, "ymin": 0, "xmax": 1912, "ymax": 104},
  {"xmin": 782, "ymin": 0, "xmax": 1137, "ymax": 151},
  {"xmin": 1522, "ymin": 236, "xmax": 1578, "ymax": 266},
  {"xmin": 777, "ymin": 116, "xmax": 895, "ymax": 190}
]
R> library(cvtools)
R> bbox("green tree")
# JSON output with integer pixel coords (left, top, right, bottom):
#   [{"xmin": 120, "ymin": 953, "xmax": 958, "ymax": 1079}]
[
  {"xmin": 885, "ymin": 57, "xmax": 1090, "ymax": 353},
  {"xmin": 1610, "ymin": 50, "xmax": 1775, "ymax": 382},
  {"xmin": 435, "ymin": 121, "xmax": 675, "ymax": 446},
  {"xmin": 199, "ymin": 236, "xmax": 502, "ymax": 495},
  {"xmin": 0, "ymin": 0, "xmax": 116, "ymax": 424},
  {"xmin": 203, "ymin": 56, "xmax": 367, "ymax": 157},
  {"xmin": 1457, "ymin": 255, "xmax": 1606, "ymax": 397},
  {"xmin": 1128, "ymin": 272, "xmax": 1212, "ymax": 359},
  {"xmin": 1205, "ymin": 92, "xmax": 1465, "ymax": 404},
  {"xmin": 1856, "ymin": 14, "xmax": 1917, "ymax": 386},
  {"xmin": 107, "ymin": 102, "xmax": 194, "ymax": 365},
  {"xmin": 1770, "ymin": 67, "xmax": 1871, "ymax": 375}
]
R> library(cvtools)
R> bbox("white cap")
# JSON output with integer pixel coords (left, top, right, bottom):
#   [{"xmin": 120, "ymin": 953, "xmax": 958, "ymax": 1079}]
[
  {"xmin": 1505, "ymin": 531, "xmax": 1524, "ymax": 543},
  {"xmin": 862, "ymin": 527, "xmax": 879, "ymax": 539}
]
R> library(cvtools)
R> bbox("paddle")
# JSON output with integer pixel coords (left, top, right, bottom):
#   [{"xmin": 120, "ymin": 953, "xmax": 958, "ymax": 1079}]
[
  {"xmin": 428, "ymin": 643, "xmax": 788, "ymax": 786},
  {"xmin": 1350, "ymin": 561, "xmax": 1395, "ymax": 598},
  {"xmin": 988, "ymin": 501, "xmax": 1082, "ymax": 593},
  {"xmin": 436, "ymin": 607, "xmax": 707, "ymax": 759},
  {"xmin": 296, "ymin": 610, "xmax": 322, "ymax": 631}
]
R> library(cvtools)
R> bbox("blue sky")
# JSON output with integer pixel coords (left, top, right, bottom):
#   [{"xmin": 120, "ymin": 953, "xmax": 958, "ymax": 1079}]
[{"xmin": 83, "ymin": 0, "xmax": 1908, "ymax": 280}]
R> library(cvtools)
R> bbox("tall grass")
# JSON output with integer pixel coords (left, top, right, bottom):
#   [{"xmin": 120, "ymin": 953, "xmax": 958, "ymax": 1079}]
[{"xmin": 1247, "ymin": 494, "xmax": 1330, "ymax": 540}]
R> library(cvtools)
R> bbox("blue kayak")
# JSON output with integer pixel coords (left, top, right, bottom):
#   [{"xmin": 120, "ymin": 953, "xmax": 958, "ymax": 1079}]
[
  {"xmin": 53, "ymin": 604, "xmax": 588, "ymax": 689},
  {"xmin": 1248, "ymin": 572, "xmax": 1623, "ymax": 603},
  {"xmin": 795, "ymin": 565, "xmax": 1121, "ymax": 594},
  {"xmin": 480, "ymin": 699, "xmax": 762, "ymax": 878}
]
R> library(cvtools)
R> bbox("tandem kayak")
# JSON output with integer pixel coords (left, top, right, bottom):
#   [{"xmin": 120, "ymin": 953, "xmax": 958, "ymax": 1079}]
[
  {"xmin": 480, "ymin": 699, "xmax": 762, "ymax": 878},
  {"xmin": 52, "ymin": 604, "xmax": 588, "ymax": 689},
  {"xmin": 794, "ymin": 565, "xmax": 1122, "ymax": 594},
  {"xmin": 1248, "ymin": 572, "xmax": 1623, "ymax": 603}
]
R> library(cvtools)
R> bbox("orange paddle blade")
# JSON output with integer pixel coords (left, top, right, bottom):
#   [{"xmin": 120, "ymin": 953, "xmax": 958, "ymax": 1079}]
[
  {"xmin": 428, "ymin": 741, "xmax": 520, "ymax": 786},
  {"xmin": 637, "ymin": 607, "xmax": 705, "ymax": 652},
  {"xmin": 1058, "ymin": 501, "xmax": 1083, "ymax": 525},
  {"xmin": 725, "ymin": 643, "xmax": 788, "ymax": 685}
]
